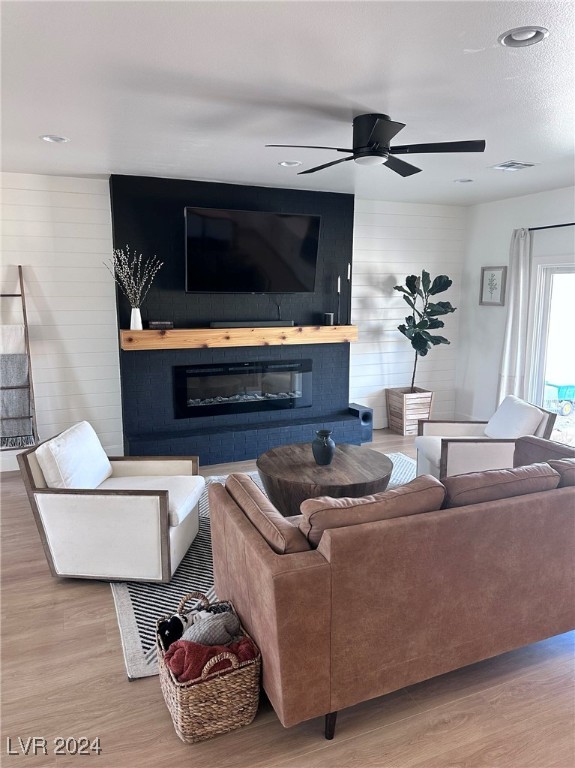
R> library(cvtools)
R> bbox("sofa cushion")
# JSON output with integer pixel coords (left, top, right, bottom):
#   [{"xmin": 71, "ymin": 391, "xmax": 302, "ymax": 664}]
[
  {"xmin": 442, "ymin": 463, "xmax": 560, "ymax": 508},
  {"xmin": 285, "ymin": 514, "xmax": 304, "ymax": 526},
  {"xmin": 298, "ymin": 475, "xmax": 446, "ymax": 547},
  {"xmin": 484, "ymin": 395, "xmax": 544, "ymax": 439},
  {"xmin": 225, "ymin": 474, "xmax": 310, "ymax": 554},
  {"xmin": 97, "ymin": 475, "xmax": 205, "ymax": 526},
  {"xmin": 35, "ymin": 421, "xmax": 113, "ymax": 489},
  {"xmin": 547, "ymin": 458, "xmax": 575, "ymax": 487}
]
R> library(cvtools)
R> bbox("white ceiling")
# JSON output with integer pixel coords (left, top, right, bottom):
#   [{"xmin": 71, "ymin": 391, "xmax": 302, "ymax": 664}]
[{"xmin": 2, "ymin": 1, "xmax": 574, "ymax": 205}]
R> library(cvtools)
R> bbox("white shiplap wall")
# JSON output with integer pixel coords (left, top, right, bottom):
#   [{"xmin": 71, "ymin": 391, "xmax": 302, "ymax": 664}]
[
  {"xmin": 0, "ymin": 173, "xmax": 122, "ymax": 471},
  {"xmin": 350, "ymin": 199, "xmax": 467, "ymax": 429}
]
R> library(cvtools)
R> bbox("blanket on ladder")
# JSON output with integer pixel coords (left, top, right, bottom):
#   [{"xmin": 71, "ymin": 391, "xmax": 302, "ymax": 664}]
[{"xmin": 0, "ymin": 327, "xmax": 34, "ymax": 448}]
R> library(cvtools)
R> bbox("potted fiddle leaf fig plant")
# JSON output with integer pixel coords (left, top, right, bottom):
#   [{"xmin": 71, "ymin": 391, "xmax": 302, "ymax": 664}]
[{"xmin": 386, "ymin": 271, "xmax": 456, "ymax": 435}]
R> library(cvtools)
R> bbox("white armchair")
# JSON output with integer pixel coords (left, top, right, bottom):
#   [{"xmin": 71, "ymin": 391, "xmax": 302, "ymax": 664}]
[
  {"xmin": 415, "ymin": 396, "xmax": 556, "ymax": 480},
  {"xmin": 17, "ymin": 421, "xmax": 205, "ymax": 583}
]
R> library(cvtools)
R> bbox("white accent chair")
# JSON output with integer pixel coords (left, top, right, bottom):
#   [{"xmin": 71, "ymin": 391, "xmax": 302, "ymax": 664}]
[
  {"xmin": 415, "ymin": 395, "xmax": 556, "ymax": 480},
  {"xmin": 17, "ymin": 421, "xmax": 205, "ymax": 582}
]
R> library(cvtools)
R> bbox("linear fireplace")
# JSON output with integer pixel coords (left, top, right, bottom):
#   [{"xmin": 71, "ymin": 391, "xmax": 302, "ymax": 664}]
[{"xmin": 173, "ymin": 359, "xmax": 312, "ymax": 419}]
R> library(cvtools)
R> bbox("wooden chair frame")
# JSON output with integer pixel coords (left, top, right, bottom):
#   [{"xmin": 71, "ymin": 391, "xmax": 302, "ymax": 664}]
[{"xmin": 18, "ymin": 441, "xmax": 199, "ymax": 583}]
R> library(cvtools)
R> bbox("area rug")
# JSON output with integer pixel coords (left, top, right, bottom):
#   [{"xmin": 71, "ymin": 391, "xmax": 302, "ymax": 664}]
[{"xmin": 111, "ymin": 452, "xmax": 416, "ymax": 679}]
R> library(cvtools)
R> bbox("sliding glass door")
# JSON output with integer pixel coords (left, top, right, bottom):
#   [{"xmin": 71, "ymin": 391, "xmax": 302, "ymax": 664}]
[{"xmin": 528, "ymin": 262, "xmax": 575, "ymax": 444}]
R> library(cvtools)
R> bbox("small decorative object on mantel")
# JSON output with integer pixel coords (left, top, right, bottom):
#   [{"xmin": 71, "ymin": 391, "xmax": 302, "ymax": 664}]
[
  {"xmin": 148, "ymin": 320, "xmax": 174, "ymax": 330},
  {"xmin": 479, "ymin": 266, "xmax": 507, "ymax": 306},
  {"xmin": 323, "ymin": 313, "xmax": 335, "ymax": 326},
  {"xmin": 386, "ymin": 271, "xmax": 457, "ymax": 435},
  {"xmin": 312, "ymin": 429, "xmax": 336, "ymax": 466},
  {"xmin": 104, "ymin": 246, "xmax": 164, "ymax": 330}
]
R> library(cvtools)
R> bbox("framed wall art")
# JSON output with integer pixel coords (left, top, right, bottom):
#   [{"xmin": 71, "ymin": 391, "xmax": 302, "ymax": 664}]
[{"xmin": 480, "ymin": 266, "xmax": 507, "ymax": 306}]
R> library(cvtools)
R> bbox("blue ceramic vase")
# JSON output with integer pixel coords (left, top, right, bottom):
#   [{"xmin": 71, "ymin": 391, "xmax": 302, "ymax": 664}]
[{"xmin": 312, "ymin": 429, "xmax": 336, "ymax": 466}]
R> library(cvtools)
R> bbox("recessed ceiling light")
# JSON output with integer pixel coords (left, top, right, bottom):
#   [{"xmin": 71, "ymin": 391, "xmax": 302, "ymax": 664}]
[
  {"xmin": 39, "ymin": 134, "xmax": 70, "ymax": 143},
  {"xmin": 454, "ymin": 178, "xmax": 474, "ymax": 183},
  {"xmin": 278, "ymin": 160, "xmax": 301, "ymax": 167},
  {"xmin": 490, "ymin": 160, "xmax": 538, "ymax": 171},
  {"xmin": 498, "ymin": 26, "xmax": 549, "ymax": 47}
]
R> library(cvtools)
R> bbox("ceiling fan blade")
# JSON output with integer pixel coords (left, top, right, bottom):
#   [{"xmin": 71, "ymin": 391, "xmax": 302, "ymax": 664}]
[
  {"xmin": 298, "ymin": 155, "xmax": 355, "ymax": 175},
  {"xmin": 390, "ymin": 140, "xmax": 486, "ymax": 155},
  {"xmin": 266, "ymin": 144, "xmax": 353, "ymax": 153},
  {"xmin": 385, "ymin": 155, "xmax": 422, "ymax": 177},
  {"xmin": 366, "ymin": 117, "xmax": 406, "ymax": 147}
]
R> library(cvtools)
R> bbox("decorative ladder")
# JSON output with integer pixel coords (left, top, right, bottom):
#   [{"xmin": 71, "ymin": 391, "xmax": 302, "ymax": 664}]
[{"xmin": 0, "ymin": 265, "xmax": 38, "ymax": 450}]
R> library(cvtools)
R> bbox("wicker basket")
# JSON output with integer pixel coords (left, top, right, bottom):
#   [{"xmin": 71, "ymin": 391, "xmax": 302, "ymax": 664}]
[{"xmin": 157, "ymin": 592, "xmax": 261, "ymax": 744}]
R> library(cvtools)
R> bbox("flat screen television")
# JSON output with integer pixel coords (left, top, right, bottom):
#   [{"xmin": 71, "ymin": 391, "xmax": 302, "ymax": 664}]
[{"xmin": 185, "ymin": 207, "xmax": 320, "ymax": 293}]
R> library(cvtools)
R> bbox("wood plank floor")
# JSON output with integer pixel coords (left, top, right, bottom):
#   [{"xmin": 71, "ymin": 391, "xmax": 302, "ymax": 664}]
[{"xmin": 1, "ymin": 430, "xmax": 573, "ymax": 768}]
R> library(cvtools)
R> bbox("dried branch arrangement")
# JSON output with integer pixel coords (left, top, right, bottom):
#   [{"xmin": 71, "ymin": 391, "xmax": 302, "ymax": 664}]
[{"xmin": 105, "ymin": 246, "xmax": 163, "ymax": 308}]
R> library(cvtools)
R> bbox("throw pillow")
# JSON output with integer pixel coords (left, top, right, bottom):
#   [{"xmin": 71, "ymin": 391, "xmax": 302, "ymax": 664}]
[
  {"xmin": 484, "ymin": 395, "xmax": 544, "ymax": 438},
  {"xmin": 225, "ymin": 473, "xmax": 310, "ymax": 554},
  {"xmin": 35, "ymin": 421, "xmax": 113, "ymax": 489},
  {"xmin": 442, "ymin": 462, "xmax": 560, "ymax": 508},
  {"xmin": 547, "ymin": 458, "xmax": 575, "ymax": 487},
  {"xmin": 298, "ymin": 475, "xmax": 445, "ymax": 548}
]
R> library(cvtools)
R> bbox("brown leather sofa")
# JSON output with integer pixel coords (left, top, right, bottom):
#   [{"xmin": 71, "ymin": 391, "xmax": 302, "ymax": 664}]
[
  {"xmin": 512, "ymin": 434, "xmax": 575, "ymax": 467},
  {"xmin": 209, "ymin": 437, "xmax": 575, "ymax": 739}
]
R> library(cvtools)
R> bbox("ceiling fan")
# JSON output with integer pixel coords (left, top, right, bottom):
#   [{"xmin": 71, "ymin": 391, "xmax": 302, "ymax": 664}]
[{"xmin": 266, "ymin": 113, "xmax": 486, "ymax": 177}]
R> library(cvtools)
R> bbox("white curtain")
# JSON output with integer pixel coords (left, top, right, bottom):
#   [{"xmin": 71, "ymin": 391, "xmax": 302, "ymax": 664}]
[{"xmin": 497, "ymin": 228, "xmax": 532, "ymax": 402}]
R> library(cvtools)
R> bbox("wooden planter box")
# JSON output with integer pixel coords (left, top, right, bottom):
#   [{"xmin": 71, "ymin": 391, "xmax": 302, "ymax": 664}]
[{"xmin": 386, "ymin": 387, "xmax": 434, "ymax": 436}]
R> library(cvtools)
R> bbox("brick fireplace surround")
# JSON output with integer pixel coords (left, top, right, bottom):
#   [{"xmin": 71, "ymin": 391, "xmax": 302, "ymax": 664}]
[{"xmin": 122, "ymin": 343, "xmax": 361, "ymax": 465}]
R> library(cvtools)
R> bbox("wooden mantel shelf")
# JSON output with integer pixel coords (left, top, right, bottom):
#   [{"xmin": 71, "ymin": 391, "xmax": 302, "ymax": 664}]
[{"xmin": 120, "ymin": 325, "xmax": 358, "ymax": 351}]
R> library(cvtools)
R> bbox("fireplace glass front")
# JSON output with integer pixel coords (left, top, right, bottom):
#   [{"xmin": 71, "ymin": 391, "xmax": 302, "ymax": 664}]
[{"xmin": 173, "ymin": 360, "xmax": 312, "ymax": 418}]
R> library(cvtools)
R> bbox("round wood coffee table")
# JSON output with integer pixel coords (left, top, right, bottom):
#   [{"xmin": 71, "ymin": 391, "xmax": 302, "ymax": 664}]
[{"xmin": 256, "ymin": 443, "xmax": 394, "ymax": 517}]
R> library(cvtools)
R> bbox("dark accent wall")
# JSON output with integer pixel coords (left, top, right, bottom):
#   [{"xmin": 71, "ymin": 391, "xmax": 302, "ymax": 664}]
[
  {"xmin": 109, "ymin": 175, "xmax": 354, "ymax": 329},
  {"xmin": 109, "ymin": 174, "xmax": 359, "ymax": 463}
]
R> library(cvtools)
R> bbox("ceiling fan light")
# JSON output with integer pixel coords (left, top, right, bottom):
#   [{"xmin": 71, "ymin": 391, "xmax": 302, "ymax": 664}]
[
  {"xmin": 354, "ymin": 155, "xmax": 387, "ymax": 166},
  {"xmin": 498, "ymin": 26, "xmax": 549, "ymax": 47}
]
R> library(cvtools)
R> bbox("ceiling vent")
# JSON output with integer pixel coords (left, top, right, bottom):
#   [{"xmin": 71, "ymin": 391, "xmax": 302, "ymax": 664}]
[{"xmin": 490, "ymin": 160, "xmax": 538, "ymax": 171}]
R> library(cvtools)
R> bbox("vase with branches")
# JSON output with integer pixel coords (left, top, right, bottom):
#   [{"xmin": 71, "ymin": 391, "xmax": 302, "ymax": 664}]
[
  {"xmin": 105, "ymin": 246, "xmax": 163, "ymax": 329},
  {"xmin": 394, "ymin": 271, "xmax": 456, "ymax": 392}
]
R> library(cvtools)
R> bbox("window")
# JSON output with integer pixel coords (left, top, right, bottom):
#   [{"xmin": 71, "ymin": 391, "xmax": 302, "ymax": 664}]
[{"xmin": 528, "ymin": 257, "xmax": 575, "ymax": 444}]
